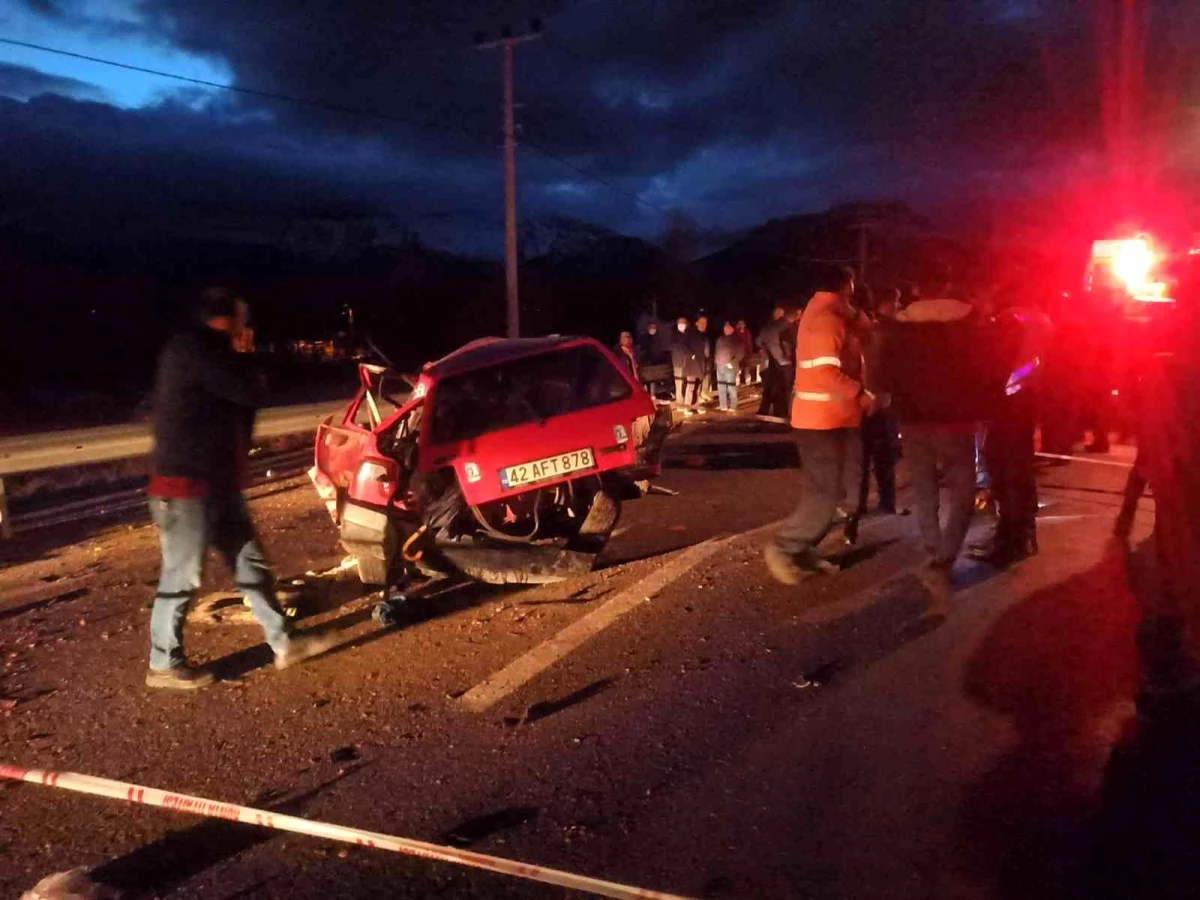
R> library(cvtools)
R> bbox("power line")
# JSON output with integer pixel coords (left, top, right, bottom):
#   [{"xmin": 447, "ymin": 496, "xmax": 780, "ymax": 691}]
[
  {"xmin": 0, "ymin": 35, "xmax": 677, "ymax": 214},
  {"xmin": 0, "ymin": 36, "xmax": 473, "ymax": 138}
]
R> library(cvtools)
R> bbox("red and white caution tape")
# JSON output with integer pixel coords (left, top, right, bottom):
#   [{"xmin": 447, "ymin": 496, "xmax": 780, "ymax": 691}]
[{"xmin": 0, "ymin": 763, "xmax": 693, "ymax": 900}]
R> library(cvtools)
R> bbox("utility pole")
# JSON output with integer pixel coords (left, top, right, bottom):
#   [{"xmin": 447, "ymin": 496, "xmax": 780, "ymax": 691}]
[{"xmin": 477, "ymin": 22, "xmax": 542, "ymax": 338}]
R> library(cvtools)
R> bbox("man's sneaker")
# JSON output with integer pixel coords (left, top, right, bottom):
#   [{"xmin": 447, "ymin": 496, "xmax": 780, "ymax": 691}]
[
  {"xmin": 145, "ymin": 663, "xmax": 216, "ymax": 690},
  {"xmin": 275, "ymin": 632, "xmax": 337, "ymax": 670},
  {"xmin": 764, "ymin": 544, "xmax": 837, "ymax": 585}
]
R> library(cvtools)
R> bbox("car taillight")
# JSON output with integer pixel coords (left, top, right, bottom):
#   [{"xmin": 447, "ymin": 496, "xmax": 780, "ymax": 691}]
[{"xmin": 353, "ymin": 458, "xmax": 396, "ymax": 498}]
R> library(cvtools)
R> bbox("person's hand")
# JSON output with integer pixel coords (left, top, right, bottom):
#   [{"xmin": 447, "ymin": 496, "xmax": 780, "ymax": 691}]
[{"xmin": 859, "ymin": 390, "xmax": 879, "ymax": 416}]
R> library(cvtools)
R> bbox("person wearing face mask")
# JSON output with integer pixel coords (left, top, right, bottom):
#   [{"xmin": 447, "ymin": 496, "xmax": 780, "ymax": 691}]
[
  {"xmin": 765, "ymin": 266, "xmax": 879, "ymax": 582},
  {"xmin": 670, "ymin": 316, "xmax": 706, "ymax": 415}
]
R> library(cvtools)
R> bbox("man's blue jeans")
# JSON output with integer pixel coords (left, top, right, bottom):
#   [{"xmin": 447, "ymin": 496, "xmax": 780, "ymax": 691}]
[
  {"xmin": 149, "ymin": 493, "xmax": 290, "ymax": 671},
  {"xmin": 717, "ymin": 377, "xmax": 738, "ymax": 411}
]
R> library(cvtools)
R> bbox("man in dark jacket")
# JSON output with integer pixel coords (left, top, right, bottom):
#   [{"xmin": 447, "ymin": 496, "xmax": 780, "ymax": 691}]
[
  {"xmin": 971, "ymin": 302, "xmax": 1052, "ymax": 566},
  {"xmin": 756, "ymin": 304, "xmax": 799, "ymax": 421},
  {"xmin": 878, "ymin": 295, "xmax": 987, "ymax": 584},
  {"xmin": 146, "ymin": 288, "xmax": 332, "ymax": 689},
  {"xmin": 670, "ymin": 316, "xmax": 706, "ymax": 414}
]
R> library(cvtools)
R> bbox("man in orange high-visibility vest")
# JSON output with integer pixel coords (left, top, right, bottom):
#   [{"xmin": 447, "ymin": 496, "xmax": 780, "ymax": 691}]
[{"xmin": 765, "ymin": 265, "xmax": 878, "ymax": 583}]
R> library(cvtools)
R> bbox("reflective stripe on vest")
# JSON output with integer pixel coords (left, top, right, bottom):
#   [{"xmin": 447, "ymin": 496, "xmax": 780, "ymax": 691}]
[
  {"xmin": 794, "ymin": 390, "xmax": 836, "ymax": 402},
  {"xmin": 796, "ymin": 356, "xmax": 842, "ymax": 369}
]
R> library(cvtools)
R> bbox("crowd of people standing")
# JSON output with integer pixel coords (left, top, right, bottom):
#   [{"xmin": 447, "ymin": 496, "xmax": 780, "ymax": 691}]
[
  {"xmin": 759, "ymin": 265, "xmax": 1052, "ymax": 600},
  {"xmin": 617, "ymin": 314, "xmax": 761, "ymax": 415},
  {"xmin": 614, "ymin": 265, "xmax": 1052, "ymax": 605}
]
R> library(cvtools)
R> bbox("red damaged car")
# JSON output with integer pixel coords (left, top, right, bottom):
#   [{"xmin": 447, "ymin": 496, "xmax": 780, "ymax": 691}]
[{"xmin": 310, "ymin": 336, "xmax": 670, "ymax": 586}]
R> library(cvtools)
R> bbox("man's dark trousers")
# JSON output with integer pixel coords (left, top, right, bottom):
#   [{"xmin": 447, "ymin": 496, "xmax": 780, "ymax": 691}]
[
  {"xmin": 859, "ymin": 410, "xmax": 898, "ymax": 513},
  {"xmin": 775, "ymin": 428, "xmax": 862, "ymax": 556},
  {"xmin": 905, "ymin": 424, "xmax": 976, "ymax": 564},
  {"xmin": 985, "ymin": 390, "xmax": 1038, "ymax": 551},
  {"xmin": 758, "ymin": 362, "xmax": 794, "ymax": 418}
]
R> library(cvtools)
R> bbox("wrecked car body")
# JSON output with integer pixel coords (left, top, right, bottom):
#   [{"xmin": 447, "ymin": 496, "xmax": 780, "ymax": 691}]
[{"xmin": 310, "ymin": 336, "xmax": 670, "ymax": 586}]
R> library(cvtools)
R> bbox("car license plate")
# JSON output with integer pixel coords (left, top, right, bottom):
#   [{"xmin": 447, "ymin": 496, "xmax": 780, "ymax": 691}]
[{"xmin": 500, "ymin": 448, "xmax": 596, "ymax": 490}]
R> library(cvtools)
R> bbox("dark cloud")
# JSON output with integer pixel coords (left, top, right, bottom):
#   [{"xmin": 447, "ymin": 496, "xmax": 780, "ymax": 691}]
[
  {"xmin": 1, "ymin": 0, "xmax": 1197, "ymax": 247},
  {"xmin": 0, "ymin": 61, "xmax": 106, "ymax": 101}
]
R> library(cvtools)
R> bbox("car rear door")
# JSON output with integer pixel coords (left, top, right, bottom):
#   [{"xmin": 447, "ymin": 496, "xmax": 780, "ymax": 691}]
[{"xmin": 311, "ymin": 364, "xmax": 390, "ymax": 522}]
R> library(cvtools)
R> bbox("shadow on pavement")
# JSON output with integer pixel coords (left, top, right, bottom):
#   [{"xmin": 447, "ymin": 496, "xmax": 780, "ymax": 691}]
[
  {"xmin": 504, "ymin": 676, "xmax": 620, "ymax": 727},
  {"xmin": 960, "ymin": 544, "xmax": 1142, "ymax": 898},
  {"xmin": 438, "ymin": 805, "xmax": 541, "ymax": 847},
  {"xmin": 91, "ymin": 763, "xmax": 370, "ymax": 895},
  {"xmin": 794, "ymin": 573, "xmax": 942, "ymax": 687},
  {"xmin": 1081, "ymin": 704, "xmax": 1200, "ymax": 899},
  {"xmin": 663, "ymin": 440, "xmax": 799, "ymax": 471},
  {"xmin": 0, "ymin": 586, "xmax": 88, "ymax": 622}
]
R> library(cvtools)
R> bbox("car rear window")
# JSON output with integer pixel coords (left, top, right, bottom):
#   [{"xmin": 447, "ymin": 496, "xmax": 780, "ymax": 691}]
[{"xmin": 428, "ymin": 345, "xmax": 633, "ymax": 444}]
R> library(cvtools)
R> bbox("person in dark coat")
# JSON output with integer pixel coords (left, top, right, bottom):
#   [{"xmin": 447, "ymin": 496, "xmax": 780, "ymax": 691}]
[
  {"xmin": 670, "ymin": 316, "xmax": 706, "ymax": 414},
  {"xmin": 756, "ymin": 304, "xmax": 799, "ymax": 421},
  {"xmin": 971, "ymin": 301, "xmax": 1052, "ymax": 566},
  {"xmin": 145, "ymin": 288, "xmax": 332, "ymax": 689},
  {"xmin": 695, "ymin": 313, "xmax": 715, "ymax": 402},
  {"xmin": 858, "ymin": 294, "xmax": 901, "ymax": 516},
  {"xmin": 636, "ymin": 321, "xmax": 667, "ymax": 365},
  {"xmin": 613, "ymin": 330, "xmax": 639, "ymax": 381},
  {"xmin": 877, "ymin": 293, "xmax": 988, "ymax": 585},
  {"xmin": 736, "ymin": 320, "xmax": 756, "ymax": 384}
]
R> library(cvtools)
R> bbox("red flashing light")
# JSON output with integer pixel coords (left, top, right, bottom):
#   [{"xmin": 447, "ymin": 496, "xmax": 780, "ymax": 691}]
[{"xmin": 1112, "ymin": 238, "xmax": 1156, "ymax": 294}]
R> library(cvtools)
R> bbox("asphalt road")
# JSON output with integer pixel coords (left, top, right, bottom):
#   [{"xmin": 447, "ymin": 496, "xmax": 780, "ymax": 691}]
[{"xmin": 0, "ymin": 409, "xmax": 1165, "ymax": 899}]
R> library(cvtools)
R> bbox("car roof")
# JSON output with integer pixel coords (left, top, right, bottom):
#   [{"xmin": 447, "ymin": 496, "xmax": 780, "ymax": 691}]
[{"xmin": 423, "ymin": 335, "xmax": 598, "ymax": 380}]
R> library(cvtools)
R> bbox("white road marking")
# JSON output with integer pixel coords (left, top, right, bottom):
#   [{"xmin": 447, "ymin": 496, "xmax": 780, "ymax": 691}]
[
  {"xmin": 457, "ymin": 536, "xmax": 732, "ymax": 713},
  {"xmin": 1036, "ymin": 451, "xmax": 1134, "ymax": 469}
]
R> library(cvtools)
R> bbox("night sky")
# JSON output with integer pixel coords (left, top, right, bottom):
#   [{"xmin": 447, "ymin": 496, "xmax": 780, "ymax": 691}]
[{"xmin": 0, "ymin": 1, "xmax": 1196, "ymax": 253}]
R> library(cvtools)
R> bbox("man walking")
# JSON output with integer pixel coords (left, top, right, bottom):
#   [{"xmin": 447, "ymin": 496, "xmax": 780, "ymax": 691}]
[
  {"xmin": 756, "ymin": 304, "xmax": 799, "ymax": 422},
  {"xmin": 765, "ymin": 267, "xmax": 875, "ymax": 582},
  {"xmin": 714, "ymin": 321, "xmax": 745, "ymax": 412},
  {"xmin": 146, "ymin": 288, "xmax": 332, "ymax": 689},
  {"xmin": 878, "ymin": 290, "xmax": 986, "ymax": 586}
]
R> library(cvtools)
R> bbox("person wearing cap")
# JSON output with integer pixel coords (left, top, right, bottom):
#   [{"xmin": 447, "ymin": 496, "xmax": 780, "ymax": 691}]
[
  {"xmin": 145, "ymin": 287, "xmax": 333, "ymax": 689},
  {"xmin": 765, "ymin": 266, "xmax": 877, "ymax": 581}
]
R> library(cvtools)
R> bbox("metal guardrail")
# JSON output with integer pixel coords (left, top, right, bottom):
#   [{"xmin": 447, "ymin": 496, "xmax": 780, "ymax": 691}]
[{"xmin": 0, "ymin": 401, "xmax": 344, "ymax": 538}]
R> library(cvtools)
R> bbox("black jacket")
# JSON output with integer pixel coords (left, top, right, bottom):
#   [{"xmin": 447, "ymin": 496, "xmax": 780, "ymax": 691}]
[
  {"xmin": 636, "ymin": 330, "xmax": 670, "ymax": 365},
  {"xmin": 670, "ymin": 327, "xmax": 707, "ymax": 379},
  {"xmin": 876, "ymin": 315, "xmax": 993, "ymax": 424},
  {"xmin": 151, "ymin": 325, "xmax": 261, "ymax": 489}
]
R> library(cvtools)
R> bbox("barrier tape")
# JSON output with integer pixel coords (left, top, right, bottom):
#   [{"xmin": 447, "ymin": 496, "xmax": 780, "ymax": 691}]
[{"xmin": 0, "ymin": 763, "xmax": 693, "ymax": 900}]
